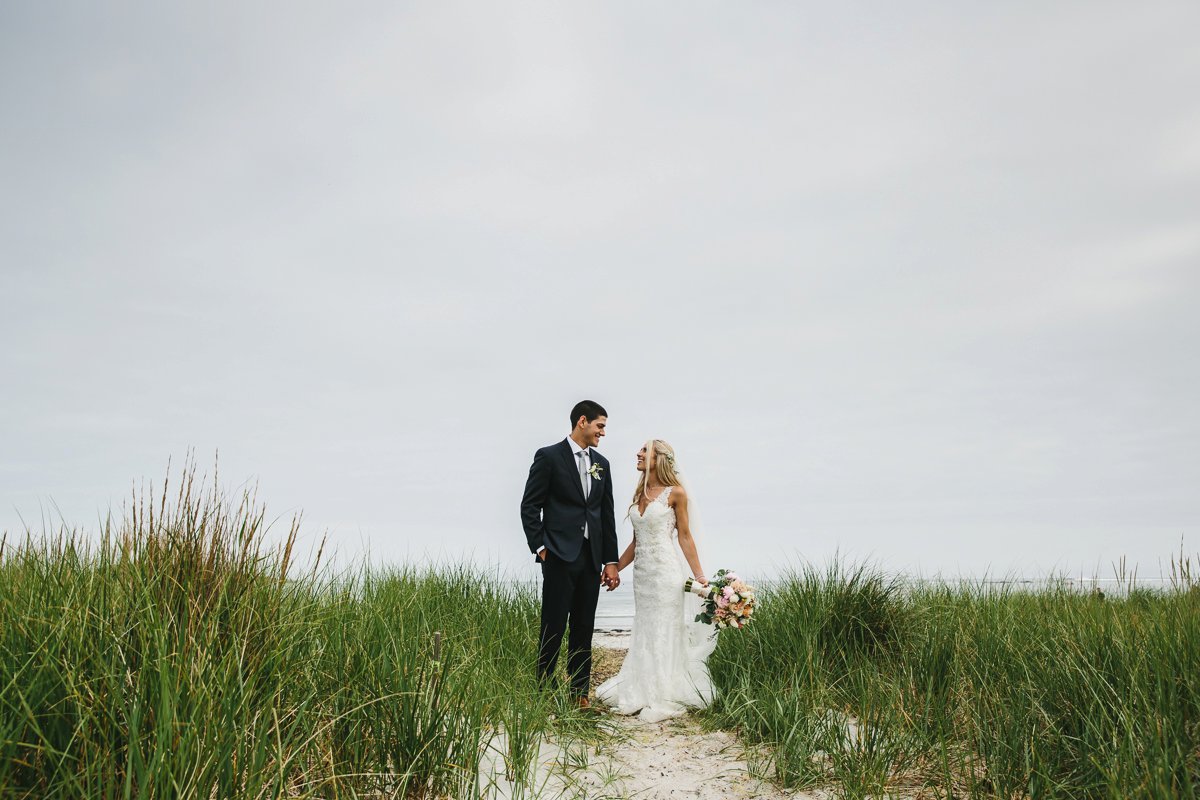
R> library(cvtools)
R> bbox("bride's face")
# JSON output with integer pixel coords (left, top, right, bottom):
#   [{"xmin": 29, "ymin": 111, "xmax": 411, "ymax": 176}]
[{"xmin": 636, "ymin": 446, "xmax": 651, "ymax": 472}]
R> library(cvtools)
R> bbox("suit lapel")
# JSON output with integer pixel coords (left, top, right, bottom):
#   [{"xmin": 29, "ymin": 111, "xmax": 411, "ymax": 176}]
[
  {"xmin": 585, "ymin": 451, "xmax": 601, "ymax": 505},
  {"xmin": 560, "ymin": 440, "xmax": 586, "ymax": 502},
  {"xmin": 582, "ymin": 449, "xmax": 597, "ymax": 506}
]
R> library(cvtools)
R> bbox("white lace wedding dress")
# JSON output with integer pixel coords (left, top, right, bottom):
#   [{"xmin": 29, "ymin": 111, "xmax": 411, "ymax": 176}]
[{"xmin": 596, "ymin": 487, "xmax": 717, "ymax": 722}]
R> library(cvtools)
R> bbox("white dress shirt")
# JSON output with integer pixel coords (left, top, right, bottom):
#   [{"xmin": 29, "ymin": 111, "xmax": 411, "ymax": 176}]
[{"xmin": 566, "ymin": 435, "xmax": 592, "ymax": 538}]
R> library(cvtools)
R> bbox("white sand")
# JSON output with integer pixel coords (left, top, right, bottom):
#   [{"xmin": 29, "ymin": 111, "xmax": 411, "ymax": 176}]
[
  {"xmin": 478, "ymin": 711, "xmax": 830, "ymax": 799},
  {"xmin": 478, "ymin": 656, "xmax": 833, "ymax": 800},
  {"xmin": 478, "ymin": 636, "xmax": 859, "ymax": 798},
  {"xmin": 591, "ymin": 629, "xmax": 633, "ymax": 649},
  {"xmin": 599, "ymin": 711, "xmax": 832, "ymax": 800}
]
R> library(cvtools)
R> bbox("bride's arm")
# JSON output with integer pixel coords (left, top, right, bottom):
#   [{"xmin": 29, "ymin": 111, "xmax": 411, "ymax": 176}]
[
  {"xmin": 672, "ymin": 486, "xmax": 706, "ymax": 583},
  {"xmin": 616, "ymin": 538, "xmax": 635, "ymax": 571}
]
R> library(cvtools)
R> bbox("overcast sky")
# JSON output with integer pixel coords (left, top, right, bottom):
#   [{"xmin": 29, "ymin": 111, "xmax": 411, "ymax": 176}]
[{"xmin": 2, "ymin": 2, "xmax": 1198, "ymax": 583}]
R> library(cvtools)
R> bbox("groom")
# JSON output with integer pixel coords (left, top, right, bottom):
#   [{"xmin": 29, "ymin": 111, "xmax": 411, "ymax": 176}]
[{"xmin": 521, "ymin": 400, "xmax": 620, "ymax": 706}]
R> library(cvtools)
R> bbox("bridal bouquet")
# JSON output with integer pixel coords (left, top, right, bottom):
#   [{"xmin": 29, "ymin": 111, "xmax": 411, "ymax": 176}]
[{"xmin": 683, "ymin": 569, "xmax": 756, "ymax": 629}]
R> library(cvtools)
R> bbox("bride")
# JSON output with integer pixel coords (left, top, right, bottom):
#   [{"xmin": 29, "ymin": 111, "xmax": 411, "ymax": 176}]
[{"xmin": 596, "ymin": 439, "xmax": 717, "ymax": 722}]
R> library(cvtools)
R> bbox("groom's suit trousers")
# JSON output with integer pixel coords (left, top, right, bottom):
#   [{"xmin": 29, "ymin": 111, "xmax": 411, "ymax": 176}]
[{"xmin": 537, "ymin": 544, "xmax": 599, "ymax": 698}]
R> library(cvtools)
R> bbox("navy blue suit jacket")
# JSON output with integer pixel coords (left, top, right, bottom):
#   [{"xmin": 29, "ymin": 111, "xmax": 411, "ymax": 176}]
[{"xmin": 521, "ymin": 439, "xmax": 618, "ymax": 566}]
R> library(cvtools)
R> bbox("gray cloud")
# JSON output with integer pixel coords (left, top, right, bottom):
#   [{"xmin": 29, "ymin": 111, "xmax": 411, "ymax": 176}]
[{"xmin": 2, "ymin": 1, "xmax": 1197, "ymax": 581}]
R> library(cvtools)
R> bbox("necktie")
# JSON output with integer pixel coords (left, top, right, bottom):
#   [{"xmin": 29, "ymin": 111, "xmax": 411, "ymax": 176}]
[{"xmin": 577, "ymin": 450, "xmax": 590, "ymax": 500}]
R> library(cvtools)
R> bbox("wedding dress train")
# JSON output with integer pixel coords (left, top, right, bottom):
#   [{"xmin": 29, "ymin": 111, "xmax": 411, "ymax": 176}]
[{"xmin": 595, "ymin": 487, "xmax": 717, "ymax": 722}]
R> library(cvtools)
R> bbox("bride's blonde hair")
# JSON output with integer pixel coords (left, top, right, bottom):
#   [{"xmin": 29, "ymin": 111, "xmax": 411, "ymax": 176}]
[{"xmin": 629, "ymin": 439, "xmax": 682, "ymax": 511}]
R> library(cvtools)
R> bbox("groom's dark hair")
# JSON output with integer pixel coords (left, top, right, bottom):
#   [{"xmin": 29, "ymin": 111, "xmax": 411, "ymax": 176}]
[{"xmin": 570, "ymin": 400, "xmax": 607, "ymax": 427}]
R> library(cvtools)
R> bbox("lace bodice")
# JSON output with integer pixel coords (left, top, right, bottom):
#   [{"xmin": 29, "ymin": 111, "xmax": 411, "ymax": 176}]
[
  {"xmin": 631, "ymin": 486, "xmax": 678, "ymax": 571},
  {"xmin": 596, "ymin": 486, "xmax": 715, "ymax": 721}
]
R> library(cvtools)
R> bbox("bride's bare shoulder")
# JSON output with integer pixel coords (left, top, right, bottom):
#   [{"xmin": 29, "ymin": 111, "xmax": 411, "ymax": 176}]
[{"xmin": 668, "ymin": 484, "xmax": 688, "ymax": 506}]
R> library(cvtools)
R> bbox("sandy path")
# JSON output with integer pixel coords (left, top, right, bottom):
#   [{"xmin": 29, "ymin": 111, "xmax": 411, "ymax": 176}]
[
  {"xmin": 480, "ymin": 638, "xmax": 832, "ymax": 799},
  {"xmin": 599, "ymin": 707, "xmax": 830, "ymax": 800},
  {"xmin": 591, "ymin": 638, "xmax": 826, "ymax": 799},
  {"xmin": 479, "ymin": 709, "xmax": 829, "ymax": 799}
]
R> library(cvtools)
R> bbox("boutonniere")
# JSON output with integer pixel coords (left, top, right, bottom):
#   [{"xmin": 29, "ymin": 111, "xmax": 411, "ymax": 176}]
[{"xmin": 587, "ymin": 463, "xmax": 604, "ymax": 481}]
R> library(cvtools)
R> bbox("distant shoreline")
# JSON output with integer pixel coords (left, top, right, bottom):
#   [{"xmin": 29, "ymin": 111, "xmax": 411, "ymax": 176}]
[{"xmin": 592, "ymin": 629, "xmax": 631, "ymax": 649}]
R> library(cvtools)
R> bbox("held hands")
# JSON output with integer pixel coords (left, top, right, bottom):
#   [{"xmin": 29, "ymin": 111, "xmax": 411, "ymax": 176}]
[
  {"xmin": 601, "ymin": 564, "xmax": 620, "ymax": 591},
  {"xmin": 543, "ymin": 548, "xmax": 619, "ymax": 590}
]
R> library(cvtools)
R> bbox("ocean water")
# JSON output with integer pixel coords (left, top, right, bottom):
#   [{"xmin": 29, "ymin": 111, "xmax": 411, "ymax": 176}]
[
  {"xmin": 592, "ymin": 573, "xmax": 766, "ymax": 630},
  {"xmin": 592, "ymin": 572, "xmax": 770, "ymax": 630},
  {"xmin": 595, "ymin": 584, "xmax": 636, "ymax": 630},
  {"xmin": 518, "ymin": 576, "xmax": 640, "ymax": 630},
  {"xmin": 577, "ymin": 573, "xmax": 1172, "ymax": 632}
]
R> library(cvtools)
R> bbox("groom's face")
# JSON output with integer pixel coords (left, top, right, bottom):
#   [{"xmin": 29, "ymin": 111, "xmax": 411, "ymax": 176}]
[{"xmin": 578, "ymin": 415, "xmax": 607, "ymax": 448}]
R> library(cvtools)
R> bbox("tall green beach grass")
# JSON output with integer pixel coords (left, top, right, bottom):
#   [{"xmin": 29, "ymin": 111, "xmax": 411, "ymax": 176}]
[
  {"xmin": 705, "ymin": 561, "xmax": 1200, "ymax": 799},
  {"xmin": 5, "ymin": 464, "xmax": 1197, "ymax": 799},
  {"xmin": 0, "ymin": 467, "xmax": 595, "ymax": 799}
]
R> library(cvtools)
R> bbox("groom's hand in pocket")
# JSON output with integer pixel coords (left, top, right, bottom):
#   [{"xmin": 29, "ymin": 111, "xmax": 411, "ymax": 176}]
[{"xmin": 538, "ymin": 548, "xmax": 547, "ymax": 562}]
